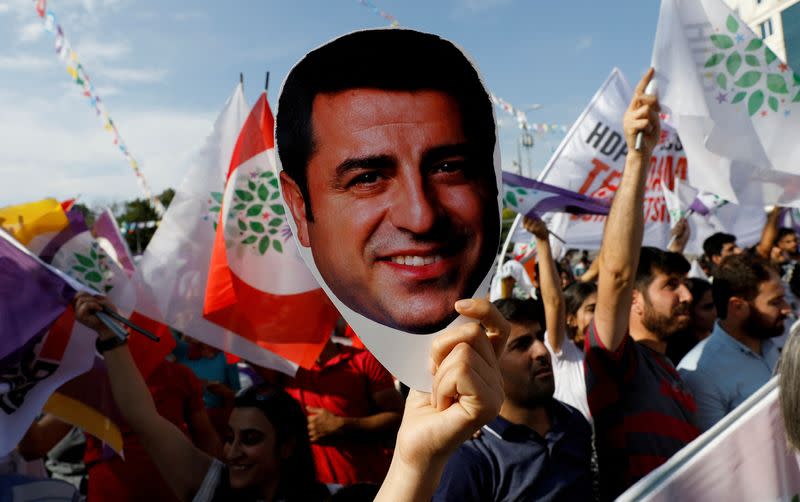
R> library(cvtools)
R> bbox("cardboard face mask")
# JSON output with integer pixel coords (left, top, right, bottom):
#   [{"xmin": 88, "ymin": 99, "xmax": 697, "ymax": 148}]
[{"xmin": 275, "ymin": 29, "xmax": 502, "ymax": 390}]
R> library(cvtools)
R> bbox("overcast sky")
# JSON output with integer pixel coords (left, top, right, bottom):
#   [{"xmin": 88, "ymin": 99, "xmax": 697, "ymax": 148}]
[{"xmin": 0, "ymin": 0, "xmax": 660, "ymax": 207}]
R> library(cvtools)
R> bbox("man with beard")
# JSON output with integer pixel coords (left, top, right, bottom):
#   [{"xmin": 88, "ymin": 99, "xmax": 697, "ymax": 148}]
[
  {"xmin": 678, "ymin": 254, "xmax": 790, "ymax": 431},
  {"xmin": 432, "ymin": 298, "xmax": 592, "ymax": 501},
  {"xmin": 586, "ymin": 69, "xmax": 700, "ymax": 500}
]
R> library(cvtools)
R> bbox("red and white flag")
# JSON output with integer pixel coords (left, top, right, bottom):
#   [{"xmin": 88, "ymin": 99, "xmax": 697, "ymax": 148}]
[
  {"xmin": 204, "ymin": 93, "xmax": 339, "ymax": 368},
  {"xmin": 137, "ymin": 84, "xmax": 297, "ymax": 375}
]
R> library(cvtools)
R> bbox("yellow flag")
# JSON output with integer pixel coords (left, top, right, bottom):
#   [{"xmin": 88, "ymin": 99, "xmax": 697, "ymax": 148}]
[{"xmin": 0, "ymin": 198, "xmax": 69, "ymax": 247}]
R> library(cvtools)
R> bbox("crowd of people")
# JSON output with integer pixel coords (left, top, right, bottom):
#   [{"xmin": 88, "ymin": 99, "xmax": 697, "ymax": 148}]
[{"xmin": 4, "ymin": 29, "xmax": 800, "ymax": 502}]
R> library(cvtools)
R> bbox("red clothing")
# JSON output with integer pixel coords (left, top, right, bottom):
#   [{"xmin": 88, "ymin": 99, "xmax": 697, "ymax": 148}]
[
  {"xmin": 285, "ymin": 345, "xmax": 395, "ymax": 485},
  {"xmin": 584, "ymin": 321, "xmax": 699, "ymax": 500},
  {"xmin": 84, "ymin": 360, "xmax": 205, "ymax": 502}
]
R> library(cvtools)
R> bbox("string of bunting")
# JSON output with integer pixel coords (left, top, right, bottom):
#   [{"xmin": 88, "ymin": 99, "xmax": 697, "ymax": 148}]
[
  {"xmin": 489, "ymin": 93, "xmax": 569, "ymax": 135},
  {"xmin": 354, "ymin": 1, "xmax": 568, "ymax": 136},
  {"xmin": 119, "ymin": 220, "xmax": 159, "ymax": 234},
  {"xmin": 31, "ymin": 0, "xmax": 165, "ymax": 216},
  {"xmin": 356, "ymin": 0, "xmax": 400, "ymax": 27}
]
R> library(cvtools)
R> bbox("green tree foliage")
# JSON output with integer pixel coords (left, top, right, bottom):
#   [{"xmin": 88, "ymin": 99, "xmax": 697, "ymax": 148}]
[
  {"xmin": 115, "ymin": 188, "xmax": 174, "ymax": 254},
  {"xmin": 71, "ymin": 202, "xmax": 95, "ymax": 227}
]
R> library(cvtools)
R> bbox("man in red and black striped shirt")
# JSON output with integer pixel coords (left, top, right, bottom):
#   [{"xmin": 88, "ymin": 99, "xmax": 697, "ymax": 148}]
[{"xmin": 586, "ymin": 68, "xmax": 699, "ymax": 501}]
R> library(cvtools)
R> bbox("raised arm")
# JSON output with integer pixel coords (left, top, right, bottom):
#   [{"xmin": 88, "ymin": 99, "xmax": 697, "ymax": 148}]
[
  {"xmin": 756, "ymin": 206, "xmax": 781, "ymax": 258},
  {"xmin": 594, "ymin": 68, "xmax": 661, "ymax": 352},
  {"xmin": 74, "ymin": 293, "xmax": 212, "ymax": 502},
  {"xmin": 668, "ymin": 217, "xmax": 690, "ymax": 254},
  {"xmin": 376, "ymin": 299, "xmax": 508, "ymax": 501},
  {"xmin": 523, "ymin": 216, "xmax": 566, "ymax": 353}
]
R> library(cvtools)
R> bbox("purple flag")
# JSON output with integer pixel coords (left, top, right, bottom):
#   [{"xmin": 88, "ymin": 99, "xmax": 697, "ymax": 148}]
[
  {"xmin": 0, "ymin": 230, "xmax": 76, "ymax": 363},
  {"xmin": 502, "ymin": 171, "xmax": 611, "ymax": 218},
  {"xmin": 92, "ymin": 209, "xmax": 135, "ymax": 275}
]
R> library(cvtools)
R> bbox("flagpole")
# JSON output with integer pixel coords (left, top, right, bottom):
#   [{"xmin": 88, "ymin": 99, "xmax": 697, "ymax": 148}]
[
  {"xmin": 265, "ymin": 71, "xmax": 270, "ymax": 92},
  {"xmin": 498, "ymin": 213, "xmax": 523, "ymax": 271}
]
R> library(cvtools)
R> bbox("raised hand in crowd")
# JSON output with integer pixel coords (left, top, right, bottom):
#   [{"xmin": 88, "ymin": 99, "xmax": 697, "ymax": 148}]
[
  {"xmin": 756, "ymin": 206, "xmax": 782, "ymax": 259},
  {"xmin": 375, "ymin": 299, "xmax": 509, "ymax": 502},
  {"xmin": 668, "ymin": 216, "xmax": 690, "ymax": 254},
  {"xmin": 522, "ymin": 216, "xmax": 566, "ymax": 353},
  {"xmin": 594, "ymin": 67, "xmax": 661, "ymax": 352}
]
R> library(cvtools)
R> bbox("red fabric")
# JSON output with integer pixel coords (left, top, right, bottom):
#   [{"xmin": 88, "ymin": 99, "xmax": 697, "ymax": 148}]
[
  {"xmin": 343, "ymin": 324, "xmax": 365, "ymax": 349},
  {"xmin": 127, "ymin": 311, "xmax": 176, "ymax": 379},
  {"xmin": 584, "ymin": 320, "xmax": 700, "ymax": 498},
  {"xmin": 284, "ymin": 345, "xmax": 395, "ymax": 485},
  {"xmin": 59, "ymin": 199, "xmax": 76, "ymax": 212},
  {"xmin": 202, "ymin": 93, "xmax": 338, "ymax": 368},
  {"xmin": 39, "ymin": 307, "xmax": 74, "ymax": 360},
  {"xmin": 84, "ymin": 361, "xmax": 205, "ymax": 501}
]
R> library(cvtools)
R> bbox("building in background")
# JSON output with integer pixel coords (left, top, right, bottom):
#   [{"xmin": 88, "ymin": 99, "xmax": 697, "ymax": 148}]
[{"xmin": 724, "ymin": 0, "xmax": 800, "ymax": 72}]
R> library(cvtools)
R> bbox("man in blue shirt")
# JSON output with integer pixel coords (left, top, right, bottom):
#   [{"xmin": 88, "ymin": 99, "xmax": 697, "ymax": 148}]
[
  {"xmin": 678, "ymin": 253, "xmax": 790, "ymax": 431},
  {"xmin": 433, "ymin": 298, "xmax": 592, "ymax": 501}
]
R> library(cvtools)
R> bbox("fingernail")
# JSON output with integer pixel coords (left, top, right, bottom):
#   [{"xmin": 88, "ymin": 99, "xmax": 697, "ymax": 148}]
[{"xmin": 455, "ymin": 299, "xmax": 474, "ymax": 310}]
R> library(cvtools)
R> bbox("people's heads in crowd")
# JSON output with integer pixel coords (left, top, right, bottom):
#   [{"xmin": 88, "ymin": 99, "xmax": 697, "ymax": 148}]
[
  {"xmin": 776, "ymin": 228, "xmax": 798, "ymax": 255},
  {"xmin": 712, "ymin": 254, "xmax": 790, "ymax": 339},
  {"xmin": 227, "ymin": 385, "xmax": 323, "ymax": 499},
  {"xmin": 702, "ymin": 232, "xmax": 742, "ymax": 267},
  {"xmin": 557, "ymin": 260, "xmax": 575, "ymax": 290},
  {"xmin": 632, "ymin": 247, "xmax": 693, "ymax": 340},
  {"xmin": 687, "ymin": 278, "xmax": 716, "ymax": 336},
  {"xmin": 492, "ymin": 298, "xmax": 554, "ymax": 408},
  {"xmin": 277, "ymin": 29, "xmax": 499, "ymax": 334},
  {"xmin": 564, "ymin": 281, "xmax": 598, "ymax": 349},
  {"xmin": 779, "ymin": 326, "xmax": 800, "ymax": 451}
]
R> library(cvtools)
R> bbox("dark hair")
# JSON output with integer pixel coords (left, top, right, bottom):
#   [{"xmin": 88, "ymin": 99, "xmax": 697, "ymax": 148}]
[
  {"xmin": 703, "ymin": 232, "xmax": 737, "ymax": 258},
  {"xmin": 712, "ymin": 254, "xmax": 777, "ymax": 319},
  {"xmin": 687, "ymin": 278, "xmax": 712, "ymax": 307},
  {"xmin": 493, "ymin": 298, "xmax": 545, "ymax": 329},
  {"xmin": 776, "ymin": 227, "xmax": 797, "ymax": 245},
  {"xmin": 634, "ymin": 246, "xmax": 691, "ymax": 292},
  {"xmin": 564, "ymin": 281, "xmax": 598, "ymax": 317},
  {"xmin": 232, "ymin": 385, "xmax": 326, "ymax": 501},
  {"xmin": 276, "ymin": 29, "xmax": 496, "ymax": 219}
]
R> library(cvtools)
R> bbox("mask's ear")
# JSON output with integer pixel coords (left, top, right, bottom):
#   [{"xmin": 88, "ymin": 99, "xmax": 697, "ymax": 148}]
[{"xmin": 280, "ymin": 171, "xmax": 311, "ymax": 247}]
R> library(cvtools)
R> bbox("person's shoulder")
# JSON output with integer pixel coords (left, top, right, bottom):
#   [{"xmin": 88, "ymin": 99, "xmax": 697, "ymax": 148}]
[
  {"xmin": 678, "ymin": 331, "xmax": 730, "ymax": 373},
  {"xmin": 434, "ymin": 439, "xmax": 492, "ymax": 502},
  {"xmin": 676, "ymin": 336, "xmax": 712, "ymax": 371},
  {"xmin": 452, "ymin": 437, "xmax": 493, "ymax": 465},
  {"xmin": 545, "ymin": 335, "xmax": 584, "ymax": 362},
  {"xmin": 553, "ymin": 400, "xmax": 591, "ymax": 435}
]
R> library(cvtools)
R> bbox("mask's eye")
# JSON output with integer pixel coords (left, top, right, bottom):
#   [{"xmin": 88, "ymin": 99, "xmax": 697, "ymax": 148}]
[{"xmin": 345, "ymin": 170, "xmax": 386, "ymax": 190}]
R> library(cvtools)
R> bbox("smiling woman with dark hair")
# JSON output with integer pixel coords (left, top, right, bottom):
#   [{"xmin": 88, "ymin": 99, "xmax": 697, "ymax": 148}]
[{"xmin": 72, "ymin": 292, "xmax": 511, "ymax": 502}]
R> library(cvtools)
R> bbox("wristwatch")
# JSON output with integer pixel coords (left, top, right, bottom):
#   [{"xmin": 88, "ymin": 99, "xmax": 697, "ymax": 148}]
[{"xmin": 96, "ymin": 335, "xmax": 128, "ymax": 354}]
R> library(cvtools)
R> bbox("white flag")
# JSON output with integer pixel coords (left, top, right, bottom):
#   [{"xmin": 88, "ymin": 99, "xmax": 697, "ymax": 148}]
[
  {"xmin": 137, "ymin": 84, "xmax": 297, "ymax": 376},
  {"xmin": 652, "ymin": 0, "xmax": 800, "ymax": 207},
  {"xmin": 619, "ymin": 378, "xmax": 800, "ymax": 501},
  {"xmin": 534, "ymin": 68, "xmax": 765, "ymax": 254}
]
